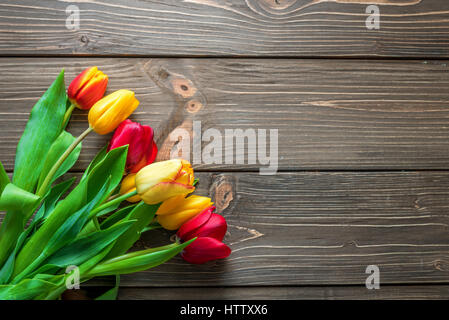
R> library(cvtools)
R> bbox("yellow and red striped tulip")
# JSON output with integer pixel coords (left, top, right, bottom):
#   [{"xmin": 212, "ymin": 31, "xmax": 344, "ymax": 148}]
[
  {"xmin": 88, "ymin": 89, "xmax": 139, "ymax": 135},
  {"xmin": 135, "ymin": 159, "xmax": 195, "ymax": 206},
  {"xmin": 68, "ymin": 66, "xmax": 108, "ymax": 110}
]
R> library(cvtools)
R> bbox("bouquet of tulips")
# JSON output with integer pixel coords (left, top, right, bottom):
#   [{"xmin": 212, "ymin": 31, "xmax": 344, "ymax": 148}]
[{"xmin": 0, "ymin": 67, "xmax": 231, "ymax": 300}]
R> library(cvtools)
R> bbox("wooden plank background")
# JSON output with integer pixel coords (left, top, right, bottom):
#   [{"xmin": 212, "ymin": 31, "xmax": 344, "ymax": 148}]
[
  {"xmin": 1, "ymin": 0, "xmax": 449, "ymax": 299},
  {"xmin": 1, "ymin": 0, "xmax": 449, "ymax": 57},
  {"xmin": 1, "ymin": 58, "xmax": 449, "ymax": 171}
]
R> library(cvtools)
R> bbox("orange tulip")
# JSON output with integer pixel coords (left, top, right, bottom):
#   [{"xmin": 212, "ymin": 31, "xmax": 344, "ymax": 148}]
[{"xmin": 68, "ymin": 66, "xmax": 108, "ymax": 110}]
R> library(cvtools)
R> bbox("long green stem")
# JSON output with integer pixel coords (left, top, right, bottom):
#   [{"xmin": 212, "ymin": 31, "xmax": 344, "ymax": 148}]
[
  {"xmin": 62, "ymin": 103, "xmax": 76, "ymax": 128},
  {"xmin": 12, "ymin": 252, "xmax": 47, "ymax": 284},
  {"xmin": 90, "ymin": 190, "xmax": 138, "ymax": 218},
  {"xmin": 36, "ymin": 126, "xmax": 93, "ymax": 197}
]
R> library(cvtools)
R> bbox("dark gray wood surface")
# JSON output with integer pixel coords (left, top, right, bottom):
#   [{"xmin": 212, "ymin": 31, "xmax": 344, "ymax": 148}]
[
  {"xmin": 61, "ymin": 285, "xmax": 449, "ymax": 300},
  {"xmin": 1, "ymin": 58, "xmax": 449, "ymax": 172},
  {"xmin": 115, "ymin": 285, "xmax": 449, "ymax": 300},
  {"xmin": 1, "ymin": 1, "xmax": 449, "ymax": 300},
  {"xmin": 0, "ymin": 0, "xmax": 449, "ymax": 57}
]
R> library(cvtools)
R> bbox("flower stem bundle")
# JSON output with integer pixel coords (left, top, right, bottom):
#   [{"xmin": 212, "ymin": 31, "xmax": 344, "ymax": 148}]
[{"xmin": 0, "ymin": 67, "xmax": 230, "ymax": 300}]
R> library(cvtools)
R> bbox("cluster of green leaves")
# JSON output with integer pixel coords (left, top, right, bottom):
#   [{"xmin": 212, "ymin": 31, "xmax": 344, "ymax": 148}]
[{"xmin": 0, "ymin": 70, "xmax": 193, "ymax": 300}]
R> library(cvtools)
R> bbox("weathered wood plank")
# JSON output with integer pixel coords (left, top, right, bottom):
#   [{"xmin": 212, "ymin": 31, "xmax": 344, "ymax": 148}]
[
  {"xmin": 1, "ymin": 58, "xmax": 449, "ymax": 171},
  {"xmin": 1, "ymin": 0, "xmax": 449, "ymax": 57},
  {"xmin": 113, "ymin": 285, "xmax": 449, "ymax": 300},
  {"xmin": 5, "ymin": 171, "xmax": 446, "ymax": 286},
  {"xmin": 118, "ymin": 171, "xmax": 449, "ymax": 286}
]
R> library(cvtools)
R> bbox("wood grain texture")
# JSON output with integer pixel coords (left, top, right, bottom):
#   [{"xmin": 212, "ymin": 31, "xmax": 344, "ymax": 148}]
[
  {"xmin": 6, "ymin": 171, "xmax": 444, "ymax": 287},
  {"xmin": 114, "ymin": 285, "xmax": 449, "ymax": 300},
  {"xmin": 120, "ymin": 171, "xmax": 449, "ymax": 286},
  {"xmin": 1, "ymin": 58, "xmax": 449, "ymax": 171},
  {"xmin": 0, "ymin": 58, "xmax": 449, "ymax": 171},
  {"xmin": 0, "ymin": 0, "xmax": 449, "ymax": 57}
]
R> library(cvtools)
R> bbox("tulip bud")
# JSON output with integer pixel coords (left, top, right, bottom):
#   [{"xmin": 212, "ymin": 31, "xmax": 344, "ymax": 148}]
[
  {"xmin": 156, "ymin": 195, "xmax": 213, "ymax": 230},
  {"xmin": 135, "ymin": 159, "xmax": 195, "ymax": 205},
  {"xmin": 181, "ymin": 237, "xmax": 231, "ymax": 264},
  {"xmin": 177, "ymin": 206, "xmax": 227, "ymax": 242},
  {"xmin": 108, "ymin": 120, "xmax": 158, "ymax": 173},
  {"xmin": 68, "ymin": 66, "xmax": 108, "ymax": 110},
  {"xmin": 119, "ymin": 173, "xmax": 141, "ymax": 203},
  {"xmin": 88, "ymin": 89, "xmax": 139, "ymax": 135}
]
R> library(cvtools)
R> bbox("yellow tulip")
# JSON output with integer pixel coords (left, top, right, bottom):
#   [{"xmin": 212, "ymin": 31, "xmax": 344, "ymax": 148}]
[
  {"xmin": 157, "ymin": 195, "xmax": 213, "ymax": 230},
  {"xmin": 88, "ymin": 89, "xmax": 139, "ymax": 135},
  {"xmin": 135, "ymin": 159, "xmax": 195, "ymax": 205},
  {"xmin": 119, "ymin": 173, "xmax": 141, "ymax": 203}
]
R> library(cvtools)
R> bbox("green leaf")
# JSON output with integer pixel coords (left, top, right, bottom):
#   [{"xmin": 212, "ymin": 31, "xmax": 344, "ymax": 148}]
[
  {"xmin": 12, "ymin": 69, "xmax": 67, "ymax": 193},
  {"xmin": 142, "ymin": 223, "xmax": 162, "ymax": 233},
  {"xmin": 77, "ymin": 243, "xmax": 115, "ymax": 277},
  {"xmin": 1, "ymin": 179, "xmax": 76, "ymax": 280},
  {"xmin": 42, "ymin": 179, "xmax": 110, "ymax": 257},
  {"xmin": 32, "ymin": 177, "xmax": 76, "ymax": 224},
  {"xmin": 86, "ymin": 239, "xmax": 195, "ymax": 277},
  {"xmin": 81, "ymin": 146, "xmax": 107, "ymax": 182},
  {"xmin": 12, "ymin": 180, "xmax": 110, "ymax": 283},
  {"xmin": 36, "ymin": 131, "xmax": 81, "ymax": 195},
  {"xmin": 95, "ymin": 275, "xmax": 120, "ymax": 300},
  {"xmin": 0, "ymin": 161, "xmax": 10, "ymax": 196},
  {"xmin": 0, "ymin": 184, "xmax": 40, "ymax": 267},
  {"xmin": 28, "ymin": 264, "xmax": 61, "ymax": 279},
  {"xmin": 0, "ymin": 219, "xmax": 37, "ymax": 284},
  {"xmin": 0, "ymin": 279, "xmax": 59, "ymax": 300},
  {"xmin": 101, "ymin": 204, "xmax": 136, "ymax": 230},
  {"xmin": 106, "ymin": 202, "xmax": 160, "ymax": 258},
  {"xmin": 0, "ymin": 183, "xmax": 40, "ymax": 213},
  {"xmin": 94, "ymin": 200, "xmax": 121, "ymax": 218},
  {"xmin": 86, "ymin": 146, "xmax": 128, "ymax": 203},
  {"xmin": 44, "ymin": 220, "xmax": 135, "ymax": 268},
  {"xmin": 13, "ymin": 145, "xmax": 126, "ymax": 276},
  {"xmin": 12, "ymin": 178, "xmax": 89, "ymax": 276},
  {"xmin": 76, "ymin": 219, "xmax": 99, "ymax": 238}
]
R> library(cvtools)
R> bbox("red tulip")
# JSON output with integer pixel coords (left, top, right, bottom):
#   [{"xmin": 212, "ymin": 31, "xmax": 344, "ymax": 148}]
[
  {"xmin": 107, "ymin": 119, "xmax": 158, "ymax": 173},
  {"xmin": 181, "ymin": 237, "xmax": 231, "ymax": 264},
  {"xmin": 68, "ymin": 66, "xmax": 108, "ymax": 110},
  {"xmin": 177, "ymin": 206, "xmax": 227, "ymax": 242},
  {"xmin": 177, "ymin": 206, "xmax": 230, "ymax": 264}
]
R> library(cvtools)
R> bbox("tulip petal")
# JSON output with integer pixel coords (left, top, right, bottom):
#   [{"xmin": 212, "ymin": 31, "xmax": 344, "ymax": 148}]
[
  {"xmin": 157, "ymin": 208, "xmax": 201, "ymax": 230},
  {"xmin": 88, "ymin": 90, "xmax": 122, "ymax": 129},
  {"xmin": 107, "ymin": 119, "xmax": 132, "ymax": 152},
  {"xmin": 156, "ymin": 195, "xmax": 212, "ymax": 216},
  {"xmin": 181, "ymin": 237, "xmax": 231, "ymax": 264},
  {"xmin": 177, "ymin": 206, "xmax": 214, "ymax": 241},
  {"xmin": 68, "ymin": 67, "xmax": 97, "ymax": 101},
  {"xmin": 108, "ymin": 120, "xmax": 158, "ymax": 174},
  {"xmin": 135, "ymin": 159, "xmax": 183, "ymax": 193},
  {"xmin": 129, "ymin": 138, "xmax": 157, "ymax": 173},
  {"xmin": 89, "ymin": 90, "xmax": 139, "ymax": 135},
  {"xmin": 154, "ymin": 195, "xmax": 186, "ymax": 216},
  {"xmin": 68, "ymin": 67, "xmax": 108, "ymax": 110},
  {"xmin": 175, "ymin": 160, "xmax": 194, "ymax": 185},
  {"xmin": 140, "ymin": 181, "xmax": 194, "ymax": 206},
  {"xmin": 156, "ymin": 195, "xmax": 213, "ymax": 230},
  {"xmin": 195, "ymin": 213, "xmax": 227, "ymax": 242},
  {"xmin": 147, "ymin": 142, "xmax": 158, "ymax": 165},
  {"xmin": 74, "ymin": 73, "xmax": 108, "ymax": 110},
  {"xmin": 119, "ymin": 173, "xmax": 141, "ymax": 203}
]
